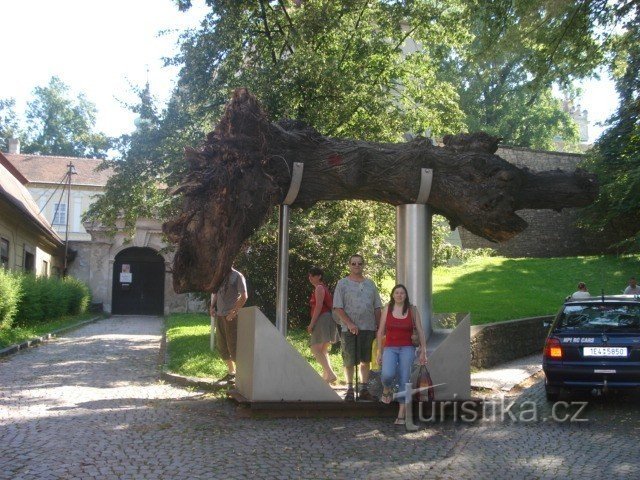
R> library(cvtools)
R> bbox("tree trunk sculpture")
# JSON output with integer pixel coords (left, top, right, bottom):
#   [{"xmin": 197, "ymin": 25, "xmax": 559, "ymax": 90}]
[{"xmin": 163, "ymin": 88, "xmax": 598, "ymax": 293}]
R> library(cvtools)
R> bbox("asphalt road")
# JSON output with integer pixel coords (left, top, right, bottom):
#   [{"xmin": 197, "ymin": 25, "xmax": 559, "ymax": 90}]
[{"xmin": 1, "ymin": 316, "xmax": 639, "ymax": 480}]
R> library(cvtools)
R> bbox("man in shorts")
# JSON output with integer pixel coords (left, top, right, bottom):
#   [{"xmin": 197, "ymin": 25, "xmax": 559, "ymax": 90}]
[
  {"xmin": 333, "ymin": 254, "xmax": 382, "ymax": 401},
  {"xmin": 210, "ymin": 267, "xmax": 248, "ymax": 384}
]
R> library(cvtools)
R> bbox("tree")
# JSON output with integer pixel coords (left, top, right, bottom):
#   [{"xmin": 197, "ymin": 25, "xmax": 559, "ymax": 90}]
[
  {"xmin": 91, "ymin": 0, "xmax": 617, "ymax": 317},
  {"xmin": 0, "ymin": 98, "xmax": 21, "ymax": 151},
  {"xmin": 581, "ymin": 2, "xmax": 640, "ymax": 249},
  {"xmin": 441, "ymin": 0, "xmax": 619, "ymax": 149},
  {"xmin": 163, "ymin": 89, "xmax": 597, "ymax": 295},
  {"xmin": 22, "ymin": 76, "xmax": 110, "ymax": 158}
]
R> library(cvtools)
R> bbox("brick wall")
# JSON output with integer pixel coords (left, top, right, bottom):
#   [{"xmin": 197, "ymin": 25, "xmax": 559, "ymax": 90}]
[{"xmin": 459, "ymin": 146, "xmax": 611, "ymax": 257}]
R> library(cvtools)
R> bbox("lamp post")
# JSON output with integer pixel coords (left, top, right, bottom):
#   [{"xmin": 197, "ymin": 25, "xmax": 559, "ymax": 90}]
[{"xmin": 63, "ymin": 162, "xmax": 77, "ymax": 276}]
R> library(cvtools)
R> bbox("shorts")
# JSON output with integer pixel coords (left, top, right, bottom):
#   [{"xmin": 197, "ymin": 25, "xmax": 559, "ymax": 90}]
[
  {"xmin": 215, "ymin": 315, "xmax": 238, "ymax": 361},
  {"xmin": 341, "ymin": 330, "xmax": 376, "ymax": 367}
]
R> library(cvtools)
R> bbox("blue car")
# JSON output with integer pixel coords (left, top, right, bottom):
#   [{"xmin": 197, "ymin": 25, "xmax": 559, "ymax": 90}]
[{"xmin": 542, "ymin": 295, "xmax": 640, "ymax": 401}]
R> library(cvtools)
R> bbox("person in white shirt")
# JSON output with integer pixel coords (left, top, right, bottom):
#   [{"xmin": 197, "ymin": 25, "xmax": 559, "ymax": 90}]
[
  {"xmin": 624, "ymin": 276, "xmax": 640, "ymax": 295},
  {"xmin": 571, "ymin": 282, "xmax": 591, "ymax": 299}
]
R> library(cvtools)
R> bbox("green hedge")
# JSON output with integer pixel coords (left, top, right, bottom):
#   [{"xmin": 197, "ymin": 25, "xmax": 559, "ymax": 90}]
[
  {"xmin": 0, "ymin": 269, "xmax": 22, "ymax": 329},
  {"xmin": 0, "ymin": 271, "xmax": 91, "ymax": 329}
]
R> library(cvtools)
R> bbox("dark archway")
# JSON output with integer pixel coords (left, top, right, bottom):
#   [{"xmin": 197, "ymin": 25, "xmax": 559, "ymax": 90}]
[{"xmin": 112, "ymin": 247, "xmax": 165, "ymax": 315}]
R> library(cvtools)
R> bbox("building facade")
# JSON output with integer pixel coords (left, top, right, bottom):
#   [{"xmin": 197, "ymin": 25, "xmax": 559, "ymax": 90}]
[{"xmin": 0, "ymin": 153, "xmax": 64, "ymax": 275}]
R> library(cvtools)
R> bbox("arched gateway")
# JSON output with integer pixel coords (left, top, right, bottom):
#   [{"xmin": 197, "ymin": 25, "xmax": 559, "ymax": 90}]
[{"xmin": 111, "ymin": 247, "xmax": 164, "ymax": 315}]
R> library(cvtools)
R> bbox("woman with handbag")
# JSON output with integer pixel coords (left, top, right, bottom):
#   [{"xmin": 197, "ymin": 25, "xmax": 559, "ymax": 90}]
[
  {"xmin": 307, "ymin": 266, "xmax": 339, "ymax": 384},
  {"xmin": 376, "ymin": 284, "xmax": 427, "ymax": 425}
]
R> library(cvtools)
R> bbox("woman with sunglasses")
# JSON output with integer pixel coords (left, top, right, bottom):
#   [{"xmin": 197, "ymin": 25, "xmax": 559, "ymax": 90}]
[{"xmin": 376, "ymin": 284, "xmax": 427, "ymax": 425}]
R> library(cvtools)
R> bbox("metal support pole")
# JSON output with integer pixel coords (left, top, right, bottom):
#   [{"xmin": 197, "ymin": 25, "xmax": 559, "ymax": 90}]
[
  {"xmin": 396, "ymin": 204, "xmax": 433, "ymax": 340},
  {"xmin": 275, "ymin": 204, "xmax": 290, "ymax": 336},
  {"xmin": 63, "ymin": 162, "xmax": 75, "ymax": 277}
]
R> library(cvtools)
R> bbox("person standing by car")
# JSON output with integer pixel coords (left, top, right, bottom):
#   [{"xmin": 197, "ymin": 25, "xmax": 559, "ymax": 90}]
[
  {"xmin": 333, "ymin": 254, "xmax": 382, "ymax": 401},
  {"xmin": 571, "ymin": 282, "xmax": 590, "ymax": 299},
  {"xmin": 376, "ymin": 284, "xmax": 427, "ymax": 425},
  {"xmin": 307, "ymin": 266, "xmax": 339, "ymax": 384},
  {"xmin": 624, "ymin": 276, "xmax": 640, "ymax": 294}
]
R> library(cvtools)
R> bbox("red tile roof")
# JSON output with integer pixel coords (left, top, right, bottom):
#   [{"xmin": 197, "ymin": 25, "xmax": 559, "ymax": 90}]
[{"xmin": 4, "ymin": 153, "xmax": 113, "ymax": 187}]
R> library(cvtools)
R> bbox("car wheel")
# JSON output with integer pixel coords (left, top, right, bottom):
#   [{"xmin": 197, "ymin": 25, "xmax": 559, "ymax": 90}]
[{"xmin": 545, "ymin": 385, "xmax": 560, "ymax": 402}]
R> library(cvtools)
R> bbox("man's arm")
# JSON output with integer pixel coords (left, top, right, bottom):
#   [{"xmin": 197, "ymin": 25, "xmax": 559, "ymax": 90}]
[{"xmin": 209, "ymin": 293, "xmax": 218, "ymax": 317}]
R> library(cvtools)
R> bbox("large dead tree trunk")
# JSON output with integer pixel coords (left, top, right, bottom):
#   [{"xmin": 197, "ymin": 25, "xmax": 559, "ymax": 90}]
[{"xmin": 163, "ymin": 88, "xmax": 597, "ymax": 293}]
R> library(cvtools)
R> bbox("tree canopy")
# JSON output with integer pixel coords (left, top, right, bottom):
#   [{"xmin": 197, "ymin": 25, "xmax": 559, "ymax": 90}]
[
  {"xmin": 1, "ymin": 76, "xmax": 111, "ymax": 158},
  {"xmin": 581, "ymin": 1, "xmax": 640, "ymax": 250},
  {"xmin": 85, "ymin": 0, "xmax": 632, "ymax": 318}
]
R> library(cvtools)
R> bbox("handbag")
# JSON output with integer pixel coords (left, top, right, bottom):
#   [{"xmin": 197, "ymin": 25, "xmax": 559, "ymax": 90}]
[
  {"xmin": 410, "ymin": 306, "xmax": 420, "ymax": 347},
  {"xmin": 410, "ymin": 363, "xmax": 435, "ymax": 402}
]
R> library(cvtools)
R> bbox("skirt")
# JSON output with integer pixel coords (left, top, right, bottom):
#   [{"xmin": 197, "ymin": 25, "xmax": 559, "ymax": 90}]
[{"xmin": 309, "ymin": 311, "xmax": 339, "ymax": 346}]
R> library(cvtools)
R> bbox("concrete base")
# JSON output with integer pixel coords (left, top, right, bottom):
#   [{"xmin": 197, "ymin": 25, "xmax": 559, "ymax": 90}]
[
  {"xmin": 236, "ymin": 307, "xmax": 342, "ymax": 402},
  {"xmin": 425, "ymin": 313, "xmax": 471, "ymax": 400}
]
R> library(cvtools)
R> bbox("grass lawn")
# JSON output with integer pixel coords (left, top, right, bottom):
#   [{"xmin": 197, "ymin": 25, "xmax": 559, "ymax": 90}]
[
  {"xmin": 433, "ymin": 255, "xmax": 640, "ymax": 324},
  {"xmin": 166, "ymin": 313, "xmax": 349, "ymax": 383},
  {"xmin": 0, "ymin": 312, "xmax": 99, "ymax": 349},
  {"xmin": 165, "ymin": 254, "xmax": 640, "ymax": 379}
]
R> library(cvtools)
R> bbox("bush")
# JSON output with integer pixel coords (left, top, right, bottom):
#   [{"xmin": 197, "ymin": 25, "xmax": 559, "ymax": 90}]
[
  {"xmin": 16, "ymin": 274, "xmax": 44, "ymax": 325},
  {"xmin": 15, "ymin": 273, "xmax": 91, "ymax": 327},
  {"xmin": 64, "ymin": 276, "xmax": 91, "ymax": 315},
  {"xmin": 0, "ymin": 269, "xmax": 22, "ymax": 329}
]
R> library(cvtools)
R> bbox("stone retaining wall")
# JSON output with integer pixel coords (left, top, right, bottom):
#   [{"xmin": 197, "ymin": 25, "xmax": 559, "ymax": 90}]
[
  {"xmin": 459, "ymin": 146, "xmax": 612, "ymax": 257},
  {"xmin": 470, "ymin": 315, "xmax": 552, "ymax": 369}
]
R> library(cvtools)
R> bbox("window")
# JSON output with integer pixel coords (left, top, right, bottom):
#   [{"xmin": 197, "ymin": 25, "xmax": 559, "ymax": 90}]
[
  {"xmin": 24, "ymin": 251, "xmax": 34, "ymax": 272},
  {"xmin": 0, "ymin": 238, "xmax": 8, "ymax": 268},
  {"xmin": 42, "ymin": 260, "xmax": 49, "ymax": 277},
  {"xmin": 52, "ymin": 203, "xmax": 67, "ymax": 225}
]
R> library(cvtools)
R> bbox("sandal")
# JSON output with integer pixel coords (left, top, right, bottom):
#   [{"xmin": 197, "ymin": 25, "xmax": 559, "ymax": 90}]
[
  {"xmin": 344, "ymin": 388, "xmax": 355, "ymax": 402},
  {"xmin": 381, "ymin": 389, "xmax": 393, "ymax": 404},
  {"xmin": 394, "ymin": 417, "xmax": 406, "ymax": 425}
]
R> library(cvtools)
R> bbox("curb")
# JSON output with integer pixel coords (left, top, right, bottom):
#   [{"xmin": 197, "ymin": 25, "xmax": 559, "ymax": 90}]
[
  {"xmin": 158, "ymin": 324, "xmax": 227, "ymax": 392},
  {"xmin": 0, "ymin": 315, "xmax": 104, "ymax": 358}
]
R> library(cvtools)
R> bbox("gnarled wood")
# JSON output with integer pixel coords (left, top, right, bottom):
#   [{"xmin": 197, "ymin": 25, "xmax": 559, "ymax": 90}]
[{"xmin": 163, "ymin": 88, "xmax": 598, "ymax": 293}]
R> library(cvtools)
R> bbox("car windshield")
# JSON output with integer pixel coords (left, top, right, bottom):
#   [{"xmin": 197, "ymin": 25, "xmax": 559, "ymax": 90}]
[{"xmin": 556, "ymin": 304, "xmax": 640, "ymax": 332}]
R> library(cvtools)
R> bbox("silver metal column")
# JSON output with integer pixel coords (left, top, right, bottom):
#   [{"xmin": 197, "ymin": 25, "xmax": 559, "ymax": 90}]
[
  {"xmin": 396, "ymin": 204, "xmax": 433, "ymax": 339},
  {"xmin": 275, "ymin": 204, "xmax": 290, "ymax": 336}
]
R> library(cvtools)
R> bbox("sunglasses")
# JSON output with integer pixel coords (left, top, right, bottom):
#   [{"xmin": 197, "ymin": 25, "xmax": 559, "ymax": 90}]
[{"xmin": 350, "ymin": 262, "xmax": 363, "ymax": 266}]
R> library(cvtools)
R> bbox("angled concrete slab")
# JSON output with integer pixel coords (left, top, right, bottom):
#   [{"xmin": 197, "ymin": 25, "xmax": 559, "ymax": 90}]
[
  {"xmin": 236, "ymin": 307, "xmax": 342, "ymax": 401},
  {"xmin": 426, "ymin": 313, "xmax": 471, "ymax": 400}
]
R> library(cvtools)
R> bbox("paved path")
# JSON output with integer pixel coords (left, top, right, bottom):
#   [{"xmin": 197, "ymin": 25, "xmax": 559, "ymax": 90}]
[{"xmin": 1, "ymin": 316, "xmax": 640, "ymax": 479}]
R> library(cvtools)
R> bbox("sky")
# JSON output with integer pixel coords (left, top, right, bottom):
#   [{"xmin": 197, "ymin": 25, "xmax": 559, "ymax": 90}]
[{"xmin": 0, "ymin": 0, "xmax": 619, "ymax": 144}]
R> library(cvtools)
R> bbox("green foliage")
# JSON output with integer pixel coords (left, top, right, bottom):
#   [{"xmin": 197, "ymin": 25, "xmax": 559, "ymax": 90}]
[
  {"xmin": 237, "ymin": 201, "xmax": 396, "ymax": 327},
  {"xmin": 580, "ymin": 4, "xmax": 640, "ymax": 249},
  {"xmin": 21, "ymin": 76, "xmax": 111, "ymax": 158},
  {"xmin": 0, "ymin": 269, "xmax": 22, "ymax": 329},
  {"xmin": 0, "ymin": 98, "xmax": 20, "ymax": 151},
  {"xmin": 440, "ymin": 0, "xmax": 615, "ymax": 148},
  {"xmin": 65, "ymin": 276, "xmax": 91, "ymax": 315},
  {"xmin": 13, "ymin": 273, "xmax": 91, "ymax": 327},
  {"xmin": 16, "ymin": 274, "xmax": 44, "ymax": 324}
]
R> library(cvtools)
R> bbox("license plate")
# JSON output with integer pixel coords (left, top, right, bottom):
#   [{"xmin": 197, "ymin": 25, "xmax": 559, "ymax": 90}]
[{"xmin": 583, "ymin": 347, "xmax": 628, "ymax": 357}]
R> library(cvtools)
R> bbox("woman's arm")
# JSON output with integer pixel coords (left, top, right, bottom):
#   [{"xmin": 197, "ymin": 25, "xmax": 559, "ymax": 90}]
[
  {"xmin": 376, "ymin": 306, "xmax": 388, "ymax": 365},
  {"xmin": 414, "ymin": 307, "xmax": 428, "ymax": 364},
  {"xmin": 307, "ymin": 284, "xmax": 325, "ymax": 333}
]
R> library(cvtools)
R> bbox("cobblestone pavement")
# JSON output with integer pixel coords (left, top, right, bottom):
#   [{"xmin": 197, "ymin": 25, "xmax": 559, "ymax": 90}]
[{"xmin": 1, "ymin": 316, "xmax": 640, "ymax": 480}]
